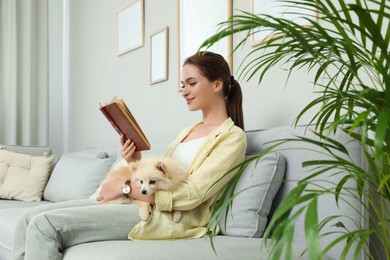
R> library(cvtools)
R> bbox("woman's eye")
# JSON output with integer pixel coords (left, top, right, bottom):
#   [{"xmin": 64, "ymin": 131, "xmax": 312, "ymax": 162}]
[{"xmin": 180, "ymin": 82, "xmax": 196, "ymax": 89}]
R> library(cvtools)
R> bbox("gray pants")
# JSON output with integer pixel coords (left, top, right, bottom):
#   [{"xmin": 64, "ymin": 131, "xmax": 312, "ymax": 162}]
[{"xmin": 11, "ymin": 199, "xmax": 140, "ymax": 260}]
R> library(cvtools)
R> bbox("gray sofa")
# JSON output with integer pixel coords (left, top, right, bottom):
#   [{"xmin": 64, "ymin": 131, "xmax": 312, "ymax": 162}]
[{"xmin": 0, "ymin": 125, "xmax": 367, "ymax": 260}]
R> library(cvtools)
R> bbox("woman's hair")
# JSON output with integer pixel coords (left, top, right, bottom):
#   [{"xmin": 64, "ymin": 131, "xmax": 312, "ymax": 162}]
[{"xmin": 183, "ymin": 51, "xmax": 244, "ymax": 130}]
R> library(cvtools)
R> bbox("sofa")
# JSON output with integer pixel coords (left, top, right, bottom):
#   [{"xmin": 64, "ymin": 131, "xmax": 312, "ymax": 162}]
[{"xmin": 0, "ymin": 125, "xmax": 367, "ymax": 260}]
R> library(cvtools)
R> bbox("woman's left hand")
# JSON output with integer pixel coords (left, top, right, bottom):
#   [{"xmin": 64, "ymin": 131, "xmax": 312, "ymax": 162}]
[
  {"xmin": 96, "ymin": 180, "xmax": 124, "ymax": 203},
  {"xmin": 120, "ymin": 135, "xmax": 141, "ymax": 163}
]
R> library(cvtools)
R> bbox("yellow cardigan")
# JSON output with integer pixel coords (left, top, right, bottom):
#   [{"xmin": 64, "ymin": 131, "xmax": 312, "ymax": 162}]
[{"xmin": 128, "ymin": 118, "xmax": 247, "ymax": 240}]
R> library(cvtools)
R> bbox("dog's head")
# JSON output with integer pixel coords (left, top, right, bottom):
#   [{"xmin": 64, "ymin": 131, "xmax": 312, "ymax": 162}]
[{"xmin": 129, "ymin": 159, "xmax": 176, "ymax": 196}]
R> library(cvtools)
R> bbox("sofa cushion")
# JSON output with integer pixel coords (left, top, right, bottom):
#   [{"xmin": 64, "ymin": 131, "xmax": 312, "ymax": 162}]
[
  {"xmin": 0, "ymin": 150, "xmax": 54, "ymax": 201},
  {"xmin": 0, "ymin": 144, "xmax": 52, "ymax": 157},
  {"xmin": 219, "ymin": 152, "xmax": 286, "ymax": 237},
  {"xmin": 0, "ymin": 201, "xmax": 52, "ymax": 258},
  {"xmin": 43, "ymin": 151, "xmax": 114, "ymax": 202},
  {"xmin": 0, "ymin": 199, "xmax": 53, "ymax": 209},
  {"xmin": 63, "ymin": 236, "xmax": 311, "ymax": 260},
  {"xmin": 63, "ymin": 236, "xmax": 316, "ymax": 260}
]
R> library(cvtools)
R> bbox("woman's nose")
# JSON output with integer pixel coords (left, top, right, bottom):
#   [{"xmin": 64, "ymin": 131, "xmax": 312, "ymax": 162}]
[{"xmin": 181, "ymin": 85, "xmax": 189, "ymax": 96}]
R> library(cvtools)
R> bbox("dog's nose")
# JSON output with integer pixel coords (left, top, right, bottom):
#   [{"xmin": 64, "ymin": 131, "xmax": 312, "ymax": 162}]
[{"xmin": 141, "ymin": 190, "xmax": 147, "ymax": 195}]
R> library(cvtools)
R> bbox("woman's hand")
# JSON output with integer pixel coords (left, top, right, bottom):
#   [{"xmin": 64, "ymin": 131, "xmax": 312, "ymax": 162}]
[
  {"xmin": 120, "ymin": 134, "xmax": 141, "ymax": 163},
  {"xmin": 96, "ymin": 180, "xmax": 123, "ymax": 203}
]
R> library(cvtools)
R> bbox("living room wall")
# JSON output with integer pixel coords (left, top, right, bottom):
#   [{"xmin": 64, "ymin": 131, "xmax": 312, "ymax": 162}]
[{"xmin": 49, "ymin": 0, "xmax": 318, "ymax": 155}]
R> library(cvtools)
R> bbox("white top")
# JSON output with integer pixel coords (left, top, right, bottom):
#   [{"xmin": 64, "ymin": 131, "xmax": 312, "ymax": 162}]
[{"xmin": 172, "ymin": 137, "xmax": 206, "ymax": 169}]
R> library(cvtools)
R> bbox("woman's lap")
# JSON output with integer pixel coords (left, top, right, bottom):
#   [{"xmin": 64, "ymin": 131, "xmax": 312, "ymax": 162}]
[
  {"xmin": 28, "ymin": 200, "xmax": 141, "ymax": 242},
  {"xmin": 12, "ymin": 199, "xmax": 141, "ymax": 260}
]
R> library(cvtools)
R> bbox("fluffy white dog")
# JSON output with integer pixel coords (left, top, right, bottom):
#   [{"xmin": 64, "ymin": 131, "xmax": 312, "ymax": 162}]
[{"xmin": 99, "ymin": 157, "xmax": 186, "ymax": 222}]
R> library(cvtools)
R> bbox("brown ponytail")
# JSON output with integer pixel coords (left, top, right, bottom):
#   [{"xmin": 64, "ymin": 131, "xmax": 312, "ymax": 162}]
[
  {"xmin": 225, "ymin": 76, "xmax": 244, "ymax": 130},
  {"xmin": 183, "ymin": 51, "xmax": 244, "ymax": 130}
]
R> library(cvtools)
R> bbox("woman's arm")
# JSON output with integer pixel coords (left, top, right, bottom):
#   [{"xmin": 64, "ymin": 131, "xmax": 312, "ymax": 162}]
[
  {"xmin": 96, "ymin": 179, "xmax": 154, "ymax": 204},
  {"xmin": 155, "ymin": 129, "xmax": 247, "ymax": 212}
]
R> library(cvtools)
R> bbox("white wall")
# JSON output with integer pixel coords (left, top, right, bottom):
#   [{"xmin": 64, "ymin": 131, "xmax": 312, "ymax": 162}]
[
  {"xmin": 48, "ymin": 0, "xmax": 64, "ymax": 154},
  {"xmin": 233, "ymin": 0, "xmax": 319, "ymax": 131},
  {"xmin": 50, "ymin": 0, "xmax": 319, "ymax": 154}
]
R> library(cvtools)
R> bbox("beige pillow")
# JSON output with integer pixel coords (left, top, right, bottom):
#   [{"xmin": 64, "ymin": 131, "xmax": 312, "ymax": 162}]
[{"xmin": 0, "ymin": 150, "xmax": 54, "ymax": 201}]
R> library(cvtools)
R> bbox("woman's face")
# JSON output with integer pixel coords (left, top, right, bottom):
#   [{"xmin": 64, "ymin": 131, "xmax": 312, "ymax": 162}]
[{"xmin": 181, "ymin": 64, "xmax": 221, "ymax": 111}]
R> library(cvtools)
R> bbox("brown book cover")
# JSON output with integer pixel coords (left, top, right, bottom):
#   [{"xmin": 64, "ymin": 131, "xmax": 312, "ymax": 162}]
[{"xmin": 99, "ymin": 97, "xmax": 151, "ymax": 151}]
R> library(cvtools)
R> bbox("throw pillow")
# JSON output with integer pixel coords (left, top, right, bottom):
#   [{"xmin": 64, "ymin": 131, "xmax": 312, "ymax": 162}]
[
  {"xmin": 43, "ymin": 152, "xmax": 114, "ymax": 202},
  {"xmin": 218, "ymin": 152, "xmax": 286, "ymax": 237},
  {"xmin": 0, "ymin": 150, "xmax": 54, "ymax": 201}
]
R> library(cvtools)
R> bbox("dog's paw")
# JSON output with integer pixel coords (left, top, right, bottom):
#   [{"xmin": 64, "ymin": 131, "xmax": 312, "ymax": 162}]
[
  {"xmin": 172, "ymin": 210, "xmax": 182, "ymax": 223},
  {"xmin": 139, "ymin": 211, "xmax": 150, "ymax": 222}
]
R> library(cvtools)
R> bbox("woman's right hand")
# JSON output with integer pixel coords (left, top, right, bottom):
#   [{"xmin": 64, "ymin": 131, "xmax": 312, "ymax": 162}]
[{"xmin": 120, "ymin": 134, "xmax": 141, "ymax": 163}]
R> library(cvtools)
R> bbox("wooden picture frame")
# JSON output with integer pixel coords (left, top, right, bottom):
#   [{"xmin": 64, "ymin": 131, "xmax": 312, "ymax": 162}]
[
  {"xmin": 250, "ymin": 0, "xmax": 317, "ymax": 47},
  {"xmin": 150, "ymin": 27, "xmax": 169, "ymax": 85},
  {"xmin": 116, "ymin": 0, "xmax": 144, "ymax": 56},
  {"xmin": 178, "ymin": 0, "xmax": 233, "ymax": 91}
]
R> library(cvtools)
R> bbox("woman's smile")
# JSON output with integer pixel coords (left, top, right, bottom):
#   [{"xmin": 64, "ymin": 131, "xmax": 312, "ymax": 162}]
[{"xmin": 186, "ymin": 97, "xmax": 195, "ymax": 105}]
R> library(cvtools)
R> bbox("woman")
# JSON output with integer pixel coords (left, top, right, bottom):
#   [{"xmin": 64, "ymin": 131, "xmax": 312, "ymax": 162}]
[{"xmin": 12, "ymin": 51, "xmax": 247, "ymax": 259}]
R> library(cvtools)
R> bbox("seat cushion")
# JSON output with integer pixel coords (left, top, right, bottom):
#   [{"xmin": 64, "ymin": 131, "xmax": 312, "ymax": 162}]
[
  {"xmin": 0, "ymin": 200, "xmax": 52, "ymax": 259},
  {"xmin": 63, "ymin": 236, "xmax": 311, "ymax": 260},
  {"xmin": 0, "ymin": 207, "xmax": 309, "ymax": 260}
]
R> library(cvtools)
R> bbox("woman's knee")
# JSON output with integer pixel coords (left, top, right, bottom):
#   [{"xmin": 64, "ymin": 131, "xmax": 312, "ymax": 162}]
[
  {"xmin": 15, "ymin": 206, "xmax": 45, "ymax": 234},
  {"xmin": 24, "ymin": 212, "xmax": 64, "ymax": 260},
  {"xmin": 26, "ymin": 212, "xmax": 59, "ymax": 241}
]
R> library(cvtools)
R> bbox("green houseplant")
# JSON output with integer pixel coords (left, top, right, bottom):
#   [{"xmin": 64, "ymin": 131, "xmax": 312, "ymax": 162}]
[{"xmin": 200, "ymin": 0, "xmax": 389, "ymax": 259}]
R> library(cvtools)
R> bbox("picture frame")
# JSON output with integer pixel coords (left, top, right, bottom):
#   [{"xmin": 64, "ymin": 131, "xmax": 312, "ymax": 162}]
[
  {"xmin": 250, "ymin": 0, "xmax": 317, "ymax": 47},
  {"xmin": 178, "ymin": 0, "xmax": 233, "ymax": 91},
  {"xmin": 116, "ymin": 0, "xmax": 144, "ymax": 56},
  {"xmin": 150, "ymin": 27, "xmax": 169, "ymax": 85}
]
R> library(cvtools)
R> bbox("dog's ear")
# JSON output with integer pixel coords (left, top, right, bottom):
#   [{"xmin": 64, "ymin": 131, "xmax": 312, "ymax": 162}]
[{"xmin": 156, "ymin": 161, "xmax": 166, "ymax": 175}]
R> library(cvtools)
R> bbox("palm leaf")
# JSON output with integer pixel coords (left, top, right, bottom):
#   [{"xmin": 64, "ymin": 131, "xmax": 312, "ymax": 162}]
[
  {"xmin": 305, "ymin": 198, "xmax": 321, "ymax": 259},
  {"xmin": 201, "ymin": 0, "xmax": 390, "ymax": 258}
]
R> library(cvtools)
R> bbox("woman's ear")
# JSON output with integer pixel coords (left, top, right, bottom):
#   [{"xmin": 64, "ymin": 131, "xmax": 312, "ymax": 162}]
[{"xmin": 213, "ymin": 79, "xmax": 224, "ymax": 93}]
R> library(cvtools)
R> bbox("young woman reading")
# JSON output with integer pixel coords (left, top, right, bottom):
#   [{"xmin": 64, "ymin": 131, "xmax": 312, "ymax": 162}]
[{"xmin": 12, "ymin": 51, "xmax": 246, "ymax": 260}]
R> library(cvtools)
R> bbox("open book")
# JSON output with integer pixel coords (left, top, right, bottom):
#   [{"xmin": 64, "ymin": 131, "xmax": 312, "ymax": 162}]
[{"xmin": 99, "ymin": 97, "xmax": 151, "ymax": 151}]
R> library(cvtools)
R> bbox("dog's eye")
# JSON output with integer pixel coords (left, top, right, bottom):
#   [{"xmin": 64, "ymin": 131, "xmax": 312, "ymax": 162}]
[
  {"xmin": 149, "ymin": 180, "xmax": 156, "ymax": 185},
  {"xmin": 140, "ymin": 180, "xmax": 143, "ymax": 184}
]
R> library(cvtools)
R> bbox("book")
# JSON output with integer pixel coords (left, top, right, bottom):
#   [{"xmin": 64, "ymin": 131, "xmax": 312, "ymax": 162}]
[{"xmin": 99, "ymin": 96, "xmax": 151, "ymax": 151}]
